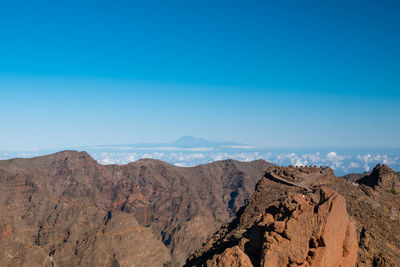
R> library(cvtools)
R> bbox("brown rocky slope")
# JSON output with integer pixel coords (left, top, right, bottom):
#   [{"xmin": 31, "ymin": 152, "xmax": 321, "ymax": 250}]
[
  {"xmin": 186, "ymin": 165, "xmax": 400, "ymax": 267},
  {"xmin": 0, "ymin": 151, "xmax": 272, "ymax": 266}
]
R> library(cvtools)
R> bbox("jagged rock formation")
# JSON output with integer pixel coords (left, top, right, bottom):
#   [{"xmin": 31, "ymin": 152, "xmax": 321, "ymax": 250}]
[
  {"xmin": 0, "ymin": 151, "xmax": 272, "ymax": 266},
  {"xmin": 357, "ymin": 164, "xmax": 399, "ymax": 191},
  {"xmin": 331, "ymin": 164, "xmax": 400, "ymax": 266},
  {"xmin": 208, "ymin": 246, "xmax": 253, "ymax": 267},
  {"xmin": 186, "ymin": 165, "xmax": 400, "ymax": 267},
  {"xmin": 1, "ymin": 152, "xmax": 399, "ymax": 267},
  {"xmin": 264, "ymin": 165, "xmax": 335, "ymax": 192},
  {"xmin": 260, "ymin": 187, "xmax": 357, "ymax": 267}
]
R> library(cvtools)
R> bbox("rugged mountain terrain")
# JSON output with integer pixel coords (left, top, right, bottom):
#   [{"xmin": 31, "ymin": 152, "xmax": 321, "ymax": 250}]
[
  {"xmin": 2, "ymin": 151, "xmax": 399, "ymax": 267},
  {"xmin": 186, "ymin": 165, "xmax": 400, "ymax": 266},
  {"xmin": 0, "ymin": 151, "xmax": 272, "ymax": 266},
  {"xmin": 342, "ymin": 166, "xmax": 400, "ymax": 189}
]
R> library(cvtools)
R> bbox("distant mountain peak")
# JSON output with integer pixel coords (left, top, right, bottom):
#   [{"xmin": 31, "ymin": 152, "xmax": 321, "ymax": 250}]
[
  {"xmin": 171, "ymin": 136, "xmax": 212, "ymax": 147},
  {"xmin": 173, "ymin": 135, "xmax": 208, "ymax": 142}
]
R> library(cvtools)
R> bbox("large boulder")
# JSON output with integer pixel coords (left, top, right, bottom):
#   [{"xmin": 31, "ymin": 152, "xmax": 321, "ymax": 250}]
[
  {"xmin": 186, "ymin": 186, "xmax": 358, "ymax": 267},
  {"xmin": 260, "ymin": 187, "xmax": 357, "ymax": 267}
]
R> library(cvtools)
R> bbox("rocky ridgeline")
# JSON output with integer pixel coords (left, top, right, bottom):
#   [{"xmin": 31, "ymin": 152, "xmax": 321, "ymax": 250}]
[
  {"xmin": 186, "ymin": 165, "xmax": 400, "ymax": 267},
  {"xmin": 357, "ymin": 164, "xmax": 399, "ymax": 191},
  {"xmin": 0, "ymin": 152, "xmax": 399, "ymax": 267},
  {"xmin": 266, "ymin": 165, "xmax": 334, "ymax": 183},
  {"xmin": 0, "ymin": 151, "xmax": 272, "ymax": 267},
  {"xmin": 205, "ymin": 188, "xmax": 357, "ymax": 267},
  {"xmin": 264, "ymin": 165, "xmax": 335, "ymax": 192}
]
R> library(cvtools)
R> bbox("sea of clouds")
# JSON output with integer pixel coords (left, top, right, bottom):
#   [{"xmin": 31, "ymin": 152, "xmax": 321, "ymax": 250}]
[
  {"xmin": 1, "ymin": 146, "xmax": 399, "ymax": 176},
  {"xmin": 89, "ymin": 149, "xmax": 399, "ymax": 175}
]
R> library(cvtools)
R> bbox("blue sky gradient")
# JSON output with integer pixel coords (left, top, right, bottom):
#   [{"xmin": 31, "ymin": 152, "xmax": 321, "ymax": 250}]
[{"xmin": 0, "ymin": 0, "xmax": 399, "ymax": 149}]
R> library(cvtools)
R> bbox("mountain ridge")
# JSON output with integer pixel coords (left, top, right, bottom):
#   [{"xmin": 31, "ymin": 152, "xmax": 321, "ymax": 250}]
[
  {"xmin": 0, "ymin": 150, "xmax": 273, "ymax": 266},
  {"xmin": 185, "ymin": 165, "xmax": 400, "ymax": 266}
]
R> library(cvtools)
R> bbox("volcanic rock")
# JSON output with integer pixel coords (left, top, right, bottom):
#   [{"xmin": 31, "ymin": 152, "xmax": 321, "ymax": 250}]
[
  {"xmin": 0, "ymin": 151, "xmax": 272, "ymax": 266},
  {"xmin": 261, "ymin": 187, "xmax": 357, "ymax": 267},
  {"xmin": 357, "ymin": 164, "xmax": 399, "ymax": 191},
  {"xmin": 208, "ymin": 246, "xmax": 252, "ymax": 267},
  {"xmin": 186, "ymin": 165, "xmax": 400, "ymax": 267},
  {"xmin": 264, "ymin": 165, "xmax": 335, "ymax": 191},
  {"xmin": 186, "ymin": 185, "xmax": 357, "ymax": 266}
]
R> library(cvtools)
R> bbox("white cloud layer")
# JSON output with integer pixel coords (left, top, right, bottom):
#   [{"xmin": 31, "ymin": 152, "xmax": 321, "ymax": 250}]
[{"xmin": 1, "ymin": 148, "xmax": 399, "ymax": 176}]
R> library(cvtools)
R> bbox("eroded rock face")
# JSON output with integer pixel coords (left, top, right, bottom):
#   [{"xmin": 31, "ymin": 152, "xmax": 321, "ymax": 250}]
[
  {"xmin": 186, "ymin": 167, "xmax": 359, "ymax": 267},
  {"xmin": 208, "ymin": 246, "xmax": 252, "ymax": 267},
  {"xmin": 357, "ymin": 164, "xmax": 399, "ymax": 190},
  {"xmin": 266, "ymin": 165, "xmax": 335, "ymax": 185},
  {"xmin": 0, "ymin": 151, "xmax": 272, "ymax": 266},
  {"xmin": 260, "ymin": 187, "xmax": 357, "ymax": 267}
]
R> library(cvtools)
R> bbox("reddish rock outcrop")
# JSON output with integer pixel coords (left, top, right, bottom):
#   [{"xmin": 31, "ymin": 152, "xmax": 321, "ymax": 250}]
[
  {"xmin": 261, "ymin": 187, "xmax": 357, "ymax": 267},
  {"xmin": 357, "ymin": 164, "xmax": 399, "ymax": 190},
  {"xmin": 0, "ymin": 151, "xmax": 272, "ymax": 266},
  {"xmin": 186, "ymin": 167, "xmax": 359, "ymax": 267},
  {"xmin": 1, "ymin": 153, "xmax": 399, "ymax": 266},
  {"xmin": 264, "ymin": 165, "xmax": 335, "ymax": 192},
  {"xmin": 208, "ymin": 246, "xmax": 252, "ymax": 267}
]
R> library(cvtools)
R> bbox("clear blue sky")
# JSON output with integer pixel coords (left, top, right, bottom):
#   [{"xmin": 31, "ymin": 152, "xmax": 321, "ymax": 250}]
[{"xmin": 0, "ymin": 0, "xmax": 399, "ymax": 149}]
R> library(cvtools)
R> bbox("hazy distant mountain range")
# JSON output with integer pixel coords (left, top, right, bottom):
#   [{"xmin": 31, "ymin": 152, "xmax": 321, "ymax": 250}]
[{"xmin": 0, "ymin": 136, "xmax": 399, "ymax": 175}]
